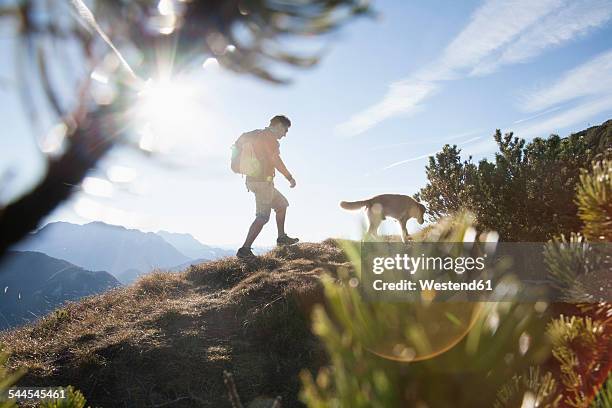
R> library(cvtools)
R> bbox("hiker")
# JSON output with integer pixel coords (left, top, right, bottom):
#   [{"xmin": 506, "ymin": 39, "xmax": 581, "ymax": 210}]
[{"xmin": 232, "ymin": 115, "xmax": 299, "ymax": 260}]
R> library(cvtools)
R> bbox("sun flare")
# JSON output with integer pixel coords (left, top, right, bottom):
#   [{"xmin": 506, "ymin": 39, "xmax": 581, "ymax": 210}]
[{"xmin": 134, "ymin": 78, "xmax": 203, "ymax": 153}]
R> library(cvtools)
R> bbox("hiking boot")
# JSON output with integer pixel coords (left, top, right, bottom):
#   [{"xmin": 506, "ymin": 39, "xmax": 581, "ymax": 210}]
[
  {"xmin": 277, "ymin": 234, "xmax": 299, "ymax": 246},
  {"xmin": 236, "ymin": 247, "xmax": 256, "ymax": 260}
]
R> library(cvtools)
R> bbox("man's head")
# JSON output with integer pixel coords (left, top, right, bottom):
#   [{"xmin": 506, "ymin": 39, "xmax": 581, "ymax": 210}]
[{"xmin": 269, "ymin": 115, "xmax": 291, "ymax": 139}]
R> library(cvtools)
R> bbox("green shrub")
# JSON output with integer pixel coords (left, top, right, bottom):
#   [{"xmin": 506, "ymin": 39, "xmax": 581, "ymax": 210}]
[
  {"xmin": 38, "ymin": 386, "xmax": 87, "ymax": 408},
  {"xmin": 576, "ymin": 160, "xmax": 612, "ymax": 242},
  {"xmin": 0, "ymin": 348, "xmax": 22, "ymax": 408}
]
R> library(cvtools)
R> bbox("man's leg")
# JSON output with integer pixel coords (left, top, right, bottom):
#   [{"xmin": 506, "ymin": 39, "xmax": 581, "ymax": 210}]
[
  {"xmin": 242, "ymin": 216, "xmax": 268, "ymax": 249},
  {"xmin": 272, "ymin": 187, "xmax": 298, "ymax": 245},
  {"xmin": 238, "ymin": 181, "xmax": 272, "ymax": 258},
  {"xmin": 275, "ymin": 206, "xmax": 286, "ymax": 238}
]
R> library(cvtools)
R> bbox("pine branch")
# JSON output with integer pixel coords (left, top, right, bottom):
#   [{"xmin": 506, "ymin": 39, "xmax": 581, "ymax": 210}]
[{"xmin": 0, "ymin": 106, "xmax": 116, "ymax": 259}]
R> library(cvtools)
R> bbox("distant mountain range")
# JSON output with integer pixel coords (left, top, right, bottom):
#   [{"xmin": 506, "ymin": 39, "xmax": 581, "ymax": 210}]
[
  {"xmin": 157, "ymin": 230, "xmax": 235, "ymax": 260},
  {"xmin": 1, "ymin": 221, "xmax": 252, "ymax": 328},
  {"xmin": 14, "ymin": 222, "xmax": 236, "ymax": 284},
  {"xmin": 17, "ymin": 222, "xmax": 189, "ymax": 283},
  {"xmin": 0, "ymin": 251, "xmax": 120, "ymax": 329}
]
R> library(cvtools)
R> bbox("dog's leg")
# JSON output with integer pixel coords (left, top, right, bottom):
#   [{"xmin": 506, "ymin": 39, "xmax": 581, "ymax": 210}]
[
  {"xmin": 399, "ymin": 217, "xmax": 410, "ymax": 243},
  {"xmin": 366, "ymin": 205, "xmax": 383, "ymax": 239}
]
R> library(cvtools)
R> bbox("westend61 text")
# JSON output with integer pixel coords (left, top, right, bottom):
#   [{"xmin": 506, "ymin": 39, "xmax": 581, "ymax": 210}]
[{"xmin": 372, "ymin": 279, "xmax": 493, "ymax": 292}]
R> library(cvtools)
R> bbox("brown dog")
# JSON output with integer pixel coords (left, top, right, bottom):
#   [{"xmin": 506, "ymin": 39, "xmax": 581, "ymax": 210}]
[{"xmin": 340, "ymin": 194, "xmax": 426, "ymax": 242}]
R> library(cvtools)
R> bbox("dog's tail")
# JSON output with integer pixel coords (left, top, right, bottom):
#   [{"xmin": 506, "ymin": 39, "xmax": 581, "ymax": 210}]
[{"xmin": 340, "ymin": 199, "xmax": 371, "ymax": 210}]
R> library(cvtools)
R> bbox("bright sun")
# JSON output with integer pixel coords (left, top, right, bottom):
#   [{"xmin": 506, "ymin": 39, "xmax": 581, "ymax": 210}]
[{"xmin": 134, "ymin": 78, "xmax": 203, "ymax": 153}]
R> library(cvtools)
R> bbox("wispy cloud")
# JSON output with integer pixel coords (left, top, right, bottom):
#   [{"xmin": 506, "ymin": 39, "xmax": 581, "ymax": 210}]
[
  {"xmin": 513, "ymin": 94, "xmax": 612, "ymax": 138},
  {"xmin": 461, "ymin": 95, "xmax": 612, "ymax": 157},
  {"xmin": 335, "ymin": 80, "xmax": 436, "ymax": 137},
  {"xmin": 512, "ymin": 106, "xmax": 563, "ymax": 124},
  {"xmin": 521, "ymin": 48, "xmax": 612, "ymax": 112},
  {"xmin": 370, "ymin": 128, "xmax": 483, "ymax": 151},
  {"xmin": 459, "ymin": 94, "xmax": 612, "ymax": 158},
  {"xmin": 464, "ymin": 96, "xmax": 612, "ymax": 156},
  {"xmin": 382, "ymin": 152, "xmax": 438, "ymax": 170},
  {"xmin": 471, "ymin": 0, "xmax": 612, "ymax": 75},
  {"xmin": 436, "ymin": 0, "xmax": 563, "ymax": 76},
  {"xmin": 381, "ymin": 134, "xmax": 486, "ymax": 171},
  {"xmin": 336, "ymin": 0, "xmax": 612, "ymax": 137}
]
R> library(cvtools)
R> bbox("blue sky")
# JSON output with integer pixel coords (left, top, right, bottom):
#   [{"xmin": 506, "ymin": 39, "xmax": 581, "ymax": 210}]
[{"xmin": 2, "ymin": 0, "xmax": 612, "ymax": 246}]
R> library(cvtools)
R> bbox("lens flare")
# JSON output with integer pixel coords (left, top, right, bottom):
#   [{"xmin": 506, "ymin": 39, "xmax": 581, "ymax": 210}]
[
  {"xmin": 365, "ymin": 302, "xmax": 482, "ymax": 362},
  {"xmin": 134, "ymin": 78, "xmax": 203, "ymax": 153}
]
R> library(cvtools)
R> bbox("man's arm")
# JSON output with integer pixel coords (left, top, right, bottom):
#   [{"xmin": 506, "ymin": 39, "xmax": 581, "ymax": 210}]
[
  {"xmin": 273, "ymin": 154, "xmax": 292, "ymax": 180},
  {"xmin": 266, "ymin": 136, "xmax": 295, "ymax": 186},
  {"xmin": 273, "ymin": 154, "xmax": 295, "ymax": 186}
]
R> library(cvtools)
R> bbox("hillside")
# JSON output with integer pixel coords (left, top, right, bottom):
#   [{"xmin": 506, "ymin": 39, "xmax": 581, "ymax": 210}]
[
  {"xmin": 1, "ymin": 241, "xmax": 348, "ymax": 407},
  {"xmin": 570, "ymin": 118, "xmax": 612, "ymax": 153},
  {"xmin": 0, "ymin": 251, "xmax": 120, "ymax": 330}
]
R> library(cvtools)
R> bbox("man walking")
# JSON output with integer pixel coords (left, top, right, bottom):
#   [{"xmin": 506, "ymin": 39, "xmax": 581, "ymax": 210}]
[{"xmin": 235, "ymin": 115, "xmax": 299, "ymax": 260}]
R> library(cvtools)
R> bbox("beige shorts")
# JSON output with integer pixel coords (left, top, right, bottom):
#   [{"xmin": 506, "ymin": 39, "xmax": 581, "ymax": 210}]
[{"xmin": 246, "ymin": 180, "xmax": 289, "ymax": 221}]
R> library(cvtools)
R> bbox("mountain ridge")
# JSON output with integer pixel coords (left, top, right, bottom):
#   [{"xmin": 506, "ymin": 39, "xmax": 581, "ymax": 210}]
[
  {"xmin": 0, "ymin": 250, "xmax": 120, "ymax": 329},
  {"xmin": 157, "ymin": 230, "xmax": 234, "ymax": 260}
]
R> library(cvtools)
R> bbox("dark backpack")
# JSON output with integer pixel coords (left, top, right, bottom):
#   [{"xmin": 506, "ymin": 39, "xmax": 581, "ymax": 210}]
[{"xmin": 231, "ymin": 131, "xmax": 262, "ymax": 177}]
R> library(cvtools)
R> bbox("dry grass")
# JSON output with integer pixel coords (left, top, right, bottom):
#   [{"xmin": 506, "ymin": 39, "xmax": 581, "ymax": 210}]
[{"xmin": 0, "ymin": 241, "xmax": 349, "ymax": 407}]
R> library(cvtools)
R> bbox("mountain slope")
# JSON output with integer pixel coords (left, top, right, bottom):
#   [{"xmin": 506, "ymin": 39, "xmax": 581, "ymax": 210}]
[
  {"xmin": 17, "ymin": 222, "xmax": 190, "ymax": 283},
  {"xmin": 570, "ymin": 118, "xmax": 611, "ymax": 152},
  {"xmin": 0, "ymin": 251, "xmax": 120, "ymax": 329},
  {"xmin": 1, "ymin": 241, "xmax": 348, "ymax": 407},
  {"xmin": 157, "ymin": 230, "xmax": 234, "ymax": 260}
]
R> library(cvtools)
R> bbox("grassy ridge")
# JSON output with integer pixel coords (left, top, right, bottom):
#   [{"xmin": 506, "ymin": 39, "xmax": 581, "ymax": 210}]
[{"xmin": 1, "ymin": 240, "xmax": 349, "ymax": 407}]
